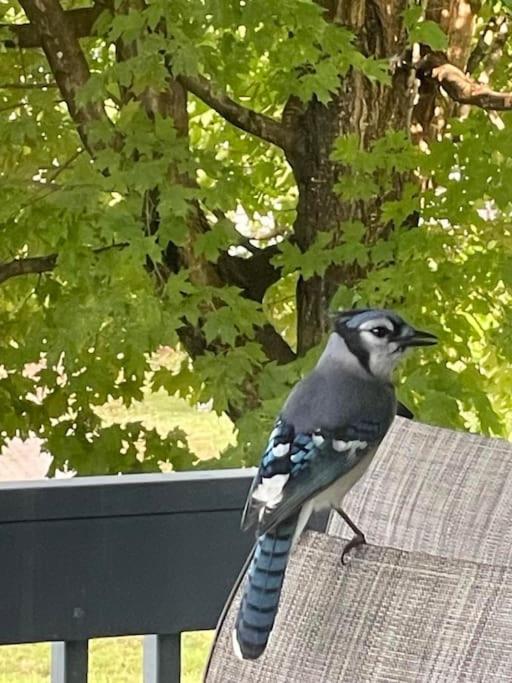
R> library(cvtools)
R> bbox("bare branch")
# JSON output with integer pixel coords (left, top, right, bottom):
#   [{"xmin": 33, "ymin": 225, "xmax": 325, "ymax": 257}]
[
  {"xmin": 417, "ymin": 52, "xmax": 512, "ymax": 111},
  {"xmin": 178, "ymin": 73, "xmax": 294, "ymax": 150},
  {"xmin": 0, "ymin": 242, "xmax": 128, "ymax": 286}
]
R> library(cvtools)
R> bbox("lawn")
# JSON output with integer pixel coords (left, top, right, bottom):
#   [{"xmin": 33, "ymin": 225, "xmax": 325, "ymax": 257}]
[
  {"xmin": 96, "ymin": 387, "xmax": 236, "ymax": 462},
  {"xmin": 0, "ymin": 632, "xmax": 214, "ymax": 683}
]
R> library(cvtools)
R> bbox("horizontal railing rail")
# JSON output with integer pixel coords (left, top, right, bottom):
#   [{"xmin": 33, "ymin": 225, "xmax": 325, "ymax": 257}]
[{"xmin": 0, "ymin": 469, "xmax": 258, "ymax": 683}]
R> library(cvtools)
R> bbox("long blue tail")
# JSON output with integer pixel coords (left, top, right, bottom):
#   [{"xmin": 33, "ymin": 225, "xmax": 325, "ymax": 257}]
[{"xmin": 234, "ymin": 516, "xmax": 297, "ymax": 660}]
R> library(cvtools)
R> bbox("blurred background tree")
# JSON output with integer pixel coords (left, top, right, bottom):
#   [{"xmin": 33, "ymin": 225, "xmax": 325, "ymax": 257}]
[{"xmin": 0, "ymin": 0, "xmax": 510, "ymax": 475}]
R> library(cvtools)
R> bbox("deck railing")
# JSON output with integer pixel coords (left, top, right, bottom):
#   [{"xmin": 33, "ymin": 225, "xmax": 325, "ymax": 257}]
[{"xmin": 0, "ymin": 469, "xmax": 257, "ymax": 683}]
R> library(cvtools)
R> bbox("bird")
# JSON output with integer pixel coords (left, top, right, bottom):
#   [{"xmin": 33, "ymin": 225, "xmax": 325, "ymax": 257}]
[{"xmin": 233, "ymin": 308, "xmax": 437, "ymax": 660}]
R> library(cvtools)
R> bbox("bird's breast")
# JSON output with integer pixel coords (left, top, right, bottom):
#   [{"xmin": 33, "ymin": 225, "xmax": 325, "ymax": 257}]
[{"xmin": 311, "ymin": 448, "xmax": 376, "ymax": 512}]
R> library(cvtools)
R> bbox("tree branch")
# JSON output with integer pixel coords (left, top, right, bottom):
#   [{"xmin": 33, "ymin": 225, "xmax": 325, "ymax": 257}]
[
  {"xmin": 0, "ymin": 82, "xmax": 57, "ymax": 89},
  {"xmin": 17, "ymin": 0, "xmax": 115, "ymax": 154},
  {"xmin": 0, "ymin": 243, "xmax": 128, "ymax": 286},
  {"xmin": 1, "ymin": 6, "xmax": 104, "ymax": 49},
  {"xmin": 177, "ymin": 73, "xmax": 294, "ymax": 151},
  {"xmin": 467, "ymin": 16, "xmax": 509, "ymax": 76},
  {"xmin": 217, "ymin": 244, "xmax": 281, "ymax": 303},
  {"xmin": 216, "ymin": 245, "xmax": 295, "ymax": 363},
  {"xmin": 255, "ymin": 324, "xmax": 295, "ymax": 364},
  {"xmin": 0, "ymin": 254, "xmax": 57, "ymax": 284},
  {"xmin": 3, "ymin": 6, "xmax": 292, "ymax": 151},
  {"xmin": 417, "ymin": 52, "xmax": 512, "ymax": 110}
]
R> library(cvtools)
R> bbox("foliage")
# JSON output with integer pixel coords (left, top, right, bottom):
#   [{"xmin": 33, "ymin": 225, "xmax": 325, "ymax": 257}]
[{"xmin": 0, "ymin": 0, "xmax": 510, "ymax": 475}]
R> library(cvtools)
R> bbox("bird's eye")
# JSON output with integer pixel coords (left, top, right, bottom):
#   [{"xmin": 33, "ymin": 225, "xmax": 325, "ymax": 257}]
[{"xmin": 371, "ymin": 326, "xmax": 389, "ymax": 338}]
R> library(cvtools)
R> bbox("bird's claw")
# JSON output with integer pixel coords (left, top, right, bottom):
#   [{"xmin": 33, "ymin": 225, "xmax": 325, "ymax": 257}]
[{"xmin": 340, "ymin": 533, "xmax": 366, "ymax": 565}]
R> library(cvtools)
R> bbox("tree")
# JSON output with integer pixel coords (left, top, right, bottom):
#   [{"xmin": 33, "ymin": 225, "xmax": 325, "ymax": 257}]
[{"xmin": 0, "ymin": 0, "xmax": 510, "ymax": 474}]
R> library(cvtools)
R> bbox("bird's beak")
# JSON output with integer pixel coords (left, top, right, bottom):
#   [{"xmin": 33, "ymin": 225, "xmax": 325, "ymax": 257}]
[{"xmin": 399, "ymin": 328, "xmax": 438, "ymax": 348}]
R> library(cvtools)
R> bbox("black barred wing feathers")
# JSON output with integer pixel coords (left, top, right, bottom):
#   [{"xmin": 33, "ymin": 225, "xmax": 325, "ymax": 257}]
[{"xmin": 241, "ymin": 418, "xmax": 377, "ymax": 536}]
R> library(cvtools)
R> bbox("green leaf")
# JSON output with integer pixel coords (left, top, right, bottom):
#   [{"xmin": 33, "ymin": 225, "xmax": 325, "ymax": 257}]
[
  {"xmin": 403, "ymin": 6, "xmax": 423, "ymax": 31},
  {"xmin": 410, "ymin": 21, "xmax": 448, "ymax": 50},
  {"xmin": 193, "ymin": 218, "xmax": 237, "ymax": 262}
]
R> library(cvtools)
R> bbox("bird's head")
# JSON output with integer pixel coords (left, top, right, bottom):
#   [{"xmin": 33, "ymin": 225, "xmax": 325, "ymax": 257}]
[{"xmin": 331, "ymin": 308, "xmax": 437, "ymax": 380}]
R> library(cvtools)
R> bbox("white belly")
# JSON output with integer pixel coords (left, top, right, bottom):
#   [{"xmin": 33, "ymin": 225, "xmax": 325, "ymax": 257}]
[
  {"xmin": 292, "ymin": 449, "xmax": 376, "ymax": 547},
  {"xmin": 312, "ymin": 452, "xmax": 374, "ymax": 511}
]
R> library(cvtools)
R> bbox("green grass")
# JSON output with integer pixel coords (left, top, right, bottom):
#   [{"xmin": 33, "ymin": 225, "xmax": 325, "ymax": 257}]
[
  {"xmin": 96, "ymin": 388, "xmax": 235, "ymax": 462},
  {"xmin": 0, "ymin": 632, "xmax": 214, "ymax": 683}
]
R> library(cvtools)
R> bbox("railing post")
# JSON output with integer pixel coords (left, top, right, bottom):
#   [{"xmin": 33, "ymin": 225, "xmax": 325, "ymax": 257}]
[
  {"xmin": 143, "ymin": 634, "xmax": 181, "ymax": 683},
  {"xmin": 51, "ymin": 640, "xmax": 89, "ymax": 683}
]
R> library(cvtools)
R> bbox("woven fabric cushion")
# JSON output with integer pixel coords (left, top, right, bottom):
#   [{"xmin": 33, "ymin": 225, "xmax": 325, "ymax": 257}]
[
  {"xmin": 206, "ymin": 532, "xmax": 512, "ymax": 683},
  {"xmin": 328, "ymin": 417, "xmax": 512, "ymax": 566}
]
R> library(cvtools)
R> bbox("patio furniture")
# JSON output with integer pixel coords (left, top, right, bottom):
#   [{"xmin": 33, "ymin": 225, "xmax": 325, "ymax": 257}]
[{"xmin": 205, "ymin": 417, "xmax": 512, "ymax": 682}]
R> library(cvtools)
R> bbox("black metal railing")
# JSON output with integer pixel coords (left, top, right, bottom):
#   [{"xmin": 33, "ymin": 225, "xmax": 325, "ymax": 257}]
[{"xmin": 0, "ymin": 469, "xmax": 256, "ymax": 682}]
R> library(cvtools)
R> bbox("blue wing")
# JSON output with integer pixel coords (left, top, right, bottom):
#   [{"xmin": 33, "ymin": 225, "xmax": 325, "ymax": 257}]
[{"xmin": 241, "ymin": 417, "xmax": 383, "ymax": 535}]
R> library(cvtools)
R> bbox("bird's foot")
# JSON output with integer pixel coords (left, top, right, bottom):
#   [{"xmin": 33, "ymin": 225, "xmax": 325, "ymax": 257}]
[{"xmin": 340, "ymin": 533, "xmax": 366, "ymax": 565}]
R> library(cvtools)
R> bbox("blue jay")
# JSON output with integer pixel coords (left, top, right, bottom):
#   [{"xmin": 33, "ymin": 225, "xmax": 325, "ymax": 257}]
[{"xmin": 233, "ymin": 309, "xmax": 436, "ymax": 660}]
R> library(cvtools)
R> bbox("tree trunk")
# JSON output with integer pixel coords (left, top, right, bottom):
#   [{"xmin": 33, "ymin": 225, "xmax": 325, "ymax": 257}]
[{"xmin": 287, "ymin": 0, "xmax": 415, "ymax": 354}]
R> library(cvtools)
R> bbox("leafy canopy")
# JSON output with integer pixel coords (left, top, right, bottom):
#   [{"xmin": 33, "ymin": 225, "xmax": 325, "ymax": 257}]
[{"xmin": 0, "ymin": 0, "xmax": 510, "ymax": 474}]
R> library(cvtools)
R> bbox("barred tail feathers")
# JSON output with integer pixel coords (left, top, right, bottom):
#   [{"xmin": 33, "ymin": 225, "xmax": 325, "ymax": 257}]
[{"xmin": 233, "ymin": 517, "xmax": 297, "ymax": 660}]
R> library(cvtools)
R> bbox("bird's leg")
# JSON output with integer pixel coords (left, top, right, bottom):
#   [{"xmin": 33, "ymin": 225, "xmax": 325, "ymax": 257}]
[{"xmin": 335, "ymin": 508, "xmax": 366, "ymax": 565}]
